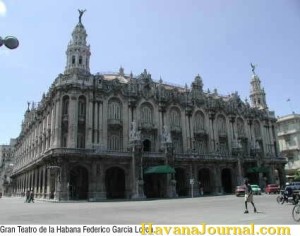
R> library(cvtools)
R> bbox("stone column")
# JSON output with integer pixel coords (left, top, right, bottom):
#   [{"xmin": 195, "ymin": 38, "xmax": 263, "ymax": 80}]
[
  {"xmin": 102, "ymin": 101, "xmax": 108, "ymax": 148},
  {"xmin": 58, "ymin": 163, "xmax": 69, "ymax": 201},
  {"xmin": 42, "ymin": 166, "xmax": 46, "ymax": 198},
  {"xmin": 50, "ymin": 105, "xmax": 55, "ymax": 148},
  {"xmin": 89, "ymin": 162, "xmax": 97, "ymax": 201},
  {"xmin": 213, "ymin": 166, "xmax": 222, "ymax": 195},
  {"xmin": 53, "ymin": 98, "xmax": 61, "ymax": 148},
  {"xmin": 46, "ymin": 168, "xmax": 51, "ymax": 199},
  {"xmin": 34, "ymin": 169, "xmax": 38, "ymax": 197},
  {"xmin": 93, "ymin": 101, "xmax": 98, "ymax": 145},
  {"xmin": 99, "ymin": 102, "xmax": 103, "ymax": 146},
  {"xmin": 86, "ymin": 98, "xmax": 93, "ymax": 148},
  {"xmin": 95, "ymin": 163, "xmax": 106, "ymax": 200},
  {"xmin": 208, "ymin": 112, "xmax": 216, "ymax": 152},
  {"xmin": 68, "ymin": 95, "xmax": 78, "ymax": 148}
]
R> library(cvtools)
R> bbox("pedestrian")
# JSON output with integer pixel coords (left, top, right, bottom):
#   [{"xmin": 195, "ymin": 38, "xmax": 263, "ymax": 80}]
[
  {"xmin": 28, "ymin": 190, "xmax": 34, "ymax": 203},
  {"xmin": 244, "ymin": 179, "xmax": 257, "ymax": 213},
  {"xmin": 199, "ymin": 181, "xmax": 204, "ymax": 196},
  {"xmin": 25, "ymin": 190, "xmax": 30, "ymax": 203}
]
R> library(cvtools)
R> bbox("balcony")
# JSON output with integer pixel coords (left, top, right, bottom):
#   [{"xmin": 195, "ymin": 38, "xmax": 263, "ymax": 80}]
[
  {"xmin": 170, "ymin": 125, "xmax": 182, "ymax": 133},
  {"xmin": 139, "ymin": 122, "xmax": 156, "ymax": 131},
  {"xmin": 194, "ymin": 129, "xmax": 207, "ymax": 138},
  {"xmin": 218, "ymin": 131, "xmax": 227, "ymax": 138},
  {"xmin": 108, "ymin": 119, "xmax": 122, "ymax": 129}
]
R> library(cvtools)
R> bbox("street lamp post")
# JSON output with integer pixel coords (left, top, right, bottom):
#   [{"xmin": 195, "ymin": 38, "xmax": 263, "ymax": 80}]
[{"xmin": 0, "ymin": 36, "xmax": 19, "ymax": 49}]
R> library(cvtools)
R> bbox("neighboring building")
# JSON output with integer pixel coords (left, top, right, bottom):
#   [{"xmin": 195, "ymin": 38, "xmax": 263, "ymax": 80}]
[
  {"xmin": 7, "ymin": 12, "xmax": 285, "ymax": 201},
  {"xmin": 277, "ymin": 113, "xmax": 300, "ymax": 181},
  {"xmin": 0, "ymin": 139, "xmax": 16, "ymax": 196}
]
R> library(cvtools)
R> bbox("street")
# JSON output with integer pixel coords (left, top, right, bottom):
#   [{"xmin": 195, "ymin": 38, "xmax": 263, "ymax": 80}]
[{"xmin": 0, "ymin": 194, "xmax": 297, "ymax": 224}]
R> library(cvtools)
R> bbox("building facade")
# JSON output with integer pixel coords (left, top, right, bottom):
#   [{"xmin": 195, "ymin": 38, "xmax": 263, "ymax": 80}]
[
  {"xmin": 8, "ymin": 13, "xmax": 286, "ymax": 201},
  {"xmin": 0, "ymin": 139, "xmax": 16, "ymax": 196},
  {"xmin": 277, "ymin": 113, "xmax": 300, "ymax": 181}
]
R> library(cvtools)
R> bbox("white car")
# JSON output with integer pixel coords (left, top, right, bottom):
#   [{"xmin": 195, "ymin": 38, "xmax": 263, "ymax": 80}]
[{"xmin": 251, "ymin": 184, "xmax": 262, "ymax": 195}]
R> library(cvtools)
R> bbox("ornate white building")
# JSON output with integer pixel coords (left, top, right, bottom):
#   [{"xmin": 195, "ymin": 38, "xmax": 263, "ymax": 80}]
[
  {"xmin": 7, "ymin": 12, "xmax": 286, "ymax": 201},
  {"xmin": 277, "ymin": 113, "xmax": 300, "ymax": 181}
]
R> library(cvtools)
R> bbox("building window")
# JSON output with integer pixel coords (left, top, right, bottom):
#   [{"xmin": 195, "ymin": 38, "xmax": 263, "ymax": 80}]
[
  {"xmin": 254, "ymin": 121, "xmax": 261, "ymax": 138},
  {"xmin": 79, "ymin": 56, "xmax": 82, "ymax": 65},
  {"xmin": 78, "ymin": 96, "xmax": 86, "ymax": 117},
  {"xmin": 77, "ymin": 133, "xmax": 85, "ymax": 148},
  {"xmin": 108, "ymin": 135, "xmax": 121, "ymax": 150},
  {"xmin": 62, "ymin": 133, "xmax": 68, "ymax": 147},
  {"xmin": 170, "ymin": 109, "xmax": 181, "ymax": 128},
  {"xmin": 72, "ymin": 56, "xmax": 75, "ymax": 65},
  {"xmin": 62, "ymin": 96, "xmax": 69, "ymax": 115},
  {"xmin": 217, "ymin": 115, "xmax": 226, "ymax": 135},
  {"xmin": 237, "ymin": 118, "xmax": 245, "ymax": 137},
  {"xmin": 108, "ymin": 101, "xmax": 121, "ymax": 120},
  {"xmin": 141, "ymin": 106, "xmax": 153, "ymax": 124},
  {"xmin": 143, "ymin": 139, "xmax": 151, "ymax": 152},
  {"xmin": 194, "ymin": 112, "xmax": 205, "ymax": 131}
]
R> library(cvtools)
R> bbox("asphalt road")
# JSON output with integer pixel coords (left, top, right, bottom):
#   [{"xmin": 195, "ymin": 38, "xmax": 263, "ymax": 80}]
[{"xmin": 0, "ymin": 194, "xmax": 297, "ymax": 225}]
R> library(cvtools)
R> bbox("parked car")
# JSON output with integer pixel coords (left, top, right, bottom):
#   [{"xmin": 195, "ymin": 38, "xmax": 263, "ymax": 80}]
[
  {"xmin": 251, "ymin": 184, "xmax": 262, "ymax": 195},
  {"xmin": 235, "ymin": 185, "xmax": 246, "ymax": 197},
  {"xmin": 265, "ymin": 184, "xmax": 280, "ymax": 194}
]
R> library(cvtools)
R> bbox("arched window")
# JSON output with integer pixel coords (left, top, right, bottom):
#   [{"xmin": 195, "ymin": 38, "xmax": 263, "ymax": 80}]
[
  {"xmin": 77, "ymin": 133, "xmax": 85, "ymax": 148},
  {"xmin": 108, "ymin": 100, "xmax": 121, "ymax": 120},
  {"xmin": 236, "ymin": 118, "xmax": 245, "ymax": 137},
  {"xmin": 62, "ymin": 133, "xmax": 68, "ymax": 147},
  {"xmin": 78, "ymin": 96, "xmax": 86, "ymax": 117},
  {"xmin": 170, "ymin": 108, "xmax": 181, "ymax": 127},
  {"xmin": 217, "ymin": 115, "xmax": 227, "ymax": 135},
  {"xmin": 141, "ymin": 105, "xmax": 153, "ymax": 124},
  {"xmin": 79, "ymin": 56, "xmax": 82, "ymax": 65},
  {"xmin": 62, "ymin": 96, "xmax": 69, "ymax": 115},
  {"xmin": 108, "ymin": 135, "xmax": 121, "ymax": 150},
  {"xmin": 72, "ymin": 55, "xmax": 75, "ymax": 65},
  {"xmin": 194, "ymin": 111, "xmax": 205, "ymax": 132},
  {"xmin": 254, "ymin": 121, "xmax": 261, "ymax": 138}
]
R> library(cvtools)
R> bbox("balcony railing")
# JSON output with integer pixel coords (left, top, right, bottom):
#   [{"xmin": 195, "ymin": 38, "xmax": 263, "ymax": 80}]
[
  {"xmin": 107, "ymin": 119, "xmax": 122, "ymax": 128},
  {"xmin": 139, "ymin": 122, "xmax": 156, "ymax": 131},
  {"xmin": 170, "ymin": 125, "xmax": 182, "ymax": 133}
]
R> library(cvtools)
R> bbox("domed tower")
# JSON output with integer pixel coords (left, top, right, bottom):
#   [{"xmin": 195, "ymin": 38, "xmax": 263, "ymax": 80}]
[
  {"xmin": 64, "ymin": 9, "xmax": 91, "ymax": 75},
  {"xmin": 191, "ymin": 74, "xmax": 204, "ymax": 92},
  {"xmin": 249, "ymin": 63, "xmax": 268, "ymax": 111}
]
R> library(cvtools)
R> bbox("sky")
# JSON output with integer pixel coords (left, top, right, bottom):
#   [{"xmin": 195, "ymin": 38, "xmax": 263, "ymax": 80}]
[{"xmin": 0, "ymin": 0, "xmax": 299, "ymax": 144}]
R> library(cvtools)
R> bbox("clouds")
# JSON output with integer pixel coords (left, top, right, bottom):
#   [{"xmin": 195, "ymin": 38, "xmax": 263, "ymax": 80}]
[{"xmin": 0, "ymin": 1, "xmax": 6, "ymax": 17}]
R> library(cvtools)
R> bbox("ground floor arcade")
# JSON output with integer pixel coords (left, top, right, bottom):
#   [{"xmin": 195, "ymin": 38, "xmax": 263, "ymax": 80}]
[{"xmin": 9, "ymin": 154, "xmax": 286, "ymax": 201}]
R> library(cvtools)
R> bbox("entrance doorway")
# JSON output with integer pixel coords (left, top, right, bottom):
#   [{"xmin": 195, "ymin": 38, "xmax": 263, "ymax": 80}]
[
  {"xmin": 69, "ymin": 166, "xmax": 89, "ymax": 200},
  {"xmin": 105, "ymin": 167, "xmax": 126, "ymax": 199},
  {"xmin": 221, "ymin": 168, "xmax": 233, "ymax": 193}
]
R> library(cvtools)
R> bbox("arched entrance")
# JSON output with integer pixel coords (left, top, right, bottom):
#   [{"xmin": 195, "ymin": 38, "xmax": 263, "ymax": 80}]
[
  {"xmin": 175, "ymin": 168, "xmax": 188, "ymax": 196},
  {"xmin": 105, "ymin": 167, "xmax": 126, "ymax": 199},
  {"xmin": 198, "ymin": 168, "xmax": 212, "ymax": 194},
  {"xmin": 144, "ymin": 174, "xmax": 166, "ymax": 198},
  {"xmin": 69, "ymin": 166, "xmax": 89, "ymax": 200},
  {"xmin": 221, "ymin": 168, "xmax": 233, "ymax": 193},
  {"xmin": 143, "ymin": 139, "xmax": 151, "ymax": 152}
]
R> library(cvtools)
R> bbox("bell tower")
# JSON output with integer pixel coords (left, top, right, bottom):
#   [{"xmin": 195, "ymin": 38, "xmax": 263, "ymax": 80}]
[
  {"xmin": 249, "ymin": 63, "xmax": 268, "ymax": 111},
  {"xmin": 64, "ymin": 9, "xmax": 91, "ymax": 75}
]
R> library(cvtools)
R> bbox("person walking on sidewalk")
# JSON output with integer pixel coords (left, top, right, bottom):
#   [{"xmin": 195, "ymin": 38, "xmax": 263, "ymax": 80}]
[
  {"xmin": 28, "ymin": 190, "xmax": 35, "ymax": 203},
  {"xmin": 244, "ymin": 179, "xmax": 257, "ymax": 213},
  {"xmin": 25, "ymin": 190, "xmax": 30, "ymax": 203}
]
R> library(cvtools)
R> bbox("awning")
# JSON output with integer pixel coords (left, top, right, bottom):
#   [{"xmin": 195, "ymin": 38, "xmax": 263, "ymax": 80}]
[
  {"xmin": 144, "ymin": 165, "xmax": 176, "ymax": 174},
  {"xmin": 247, "ymin": 166, "xmax": 269, "ymax": 173}
]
